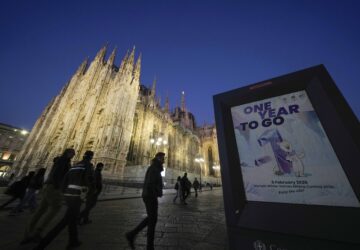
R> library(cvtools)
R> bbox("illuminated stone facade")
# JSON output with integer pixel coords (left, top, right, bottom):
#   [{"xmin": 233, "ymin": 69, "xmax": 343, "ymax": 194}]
[{"xmin": 13, "ymin": 47, "xmax": 220, "ymax": 183}]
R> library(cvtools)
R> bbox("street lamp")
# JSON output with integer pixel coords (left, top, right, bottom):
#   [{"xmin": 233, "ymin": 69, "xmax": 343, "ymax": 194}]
[
  {"xmin": 149, "ymin": 136, "xmax": 167, "ymax": 160},
  {"xmin": 212, "ymin": 163, "xmax": 221, "ymax": 185},
  {"xmin": 149, "ymin": 136, "xmax": 168, "ymax": 179},
  {"xmin": 195, "ymin": 156, "xmax": 204, "ymax": 191}
]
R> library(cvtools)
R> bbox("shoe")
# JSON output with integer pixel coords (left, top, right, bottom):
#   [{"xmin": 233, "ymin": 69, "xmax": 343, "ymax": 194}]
[
  {"xmin": 66, "ymin": 241, "xmax": 82, "ymax": 249},
  {"xmin": 125, "ymin": 232, "xmax": 135, "ymax": 250}
]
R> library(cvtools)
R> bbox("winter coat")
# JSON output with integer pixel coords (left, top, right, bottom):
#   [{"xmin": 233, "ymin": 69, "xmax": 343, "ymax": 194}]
[
  {"xmin": 5, "ymin": 175, "xmax": 32, "ymax": 198},
  {"xmin": 142, "ymin": 159, "xmax": 164, "ymax": 199},
  {"xmin": 193, "ymin": 180, "xmax": 200, "ymax": 190},
  {"xmin": 62, "ymin": 160, "xmax": 94, "ymax": 198},
  {"xmin": 45, "ymin": 156, "xmax": 72, "ymax": 189}
]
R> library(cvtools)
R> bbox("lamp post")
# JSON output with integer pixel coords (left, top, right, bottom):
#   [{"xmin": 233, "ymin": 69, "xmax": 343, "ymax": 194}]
[
  {"xmin": 212, "ymin": 164, "xmax": 221, "ymax": 185},
  {"xmin": 149, "ymin": 136, "xmax": 167, "ymax": 161},
  {"xmin": 195, "ymin": 156, "xmax": 204, "ymax": 191}
]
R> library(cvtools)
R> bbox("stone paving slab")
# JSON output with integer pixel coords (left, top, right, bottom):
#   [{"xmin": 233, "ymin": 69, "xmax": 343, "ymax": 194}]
[{"xmin": 0, "ymin": 188, "xmax": 228, "ymax": 250}]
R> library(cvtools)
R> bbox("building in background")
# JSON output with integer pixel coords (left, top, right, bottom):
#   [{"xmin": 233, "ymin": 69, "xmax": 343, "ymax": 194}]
[
  {"xmin": 12, "ymin": 46, "xmax": 220, "ymax": 185},
  {"xmin": 0, "ymin": 123, "xmax": 29, "ymax": 177}
]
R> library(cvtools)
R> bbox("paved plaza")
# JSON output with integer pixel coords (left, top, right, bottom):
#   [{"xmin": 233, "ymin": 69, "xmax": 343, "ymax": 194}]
[{"xmin": 0, "ymin": 187, "xmax": 228, "ymax": 250}]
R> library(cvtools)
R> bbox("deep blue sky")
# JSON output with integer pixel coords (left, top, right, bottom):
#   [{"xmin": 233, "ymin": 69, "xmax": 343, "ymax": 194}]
[{"xmin": 1, "ymin": 0, "xmax": 359, "ymax": 130}]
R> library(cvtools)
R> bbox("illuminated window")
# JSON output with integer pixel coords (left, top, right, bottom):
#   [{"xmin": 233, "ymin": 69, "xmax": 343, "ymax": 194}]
[{"xmin": 2, "ymin": 152, "xmax": 11, "ymax": 160}]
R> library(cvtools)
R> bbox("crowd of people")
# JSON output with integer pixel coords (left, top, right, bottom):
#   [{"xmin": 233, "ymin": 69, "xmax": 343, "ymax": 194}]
[
  {"xmin": 1, "ymin": 150, "xmax": 216, "ymax": 250},
  {"xmin": 1, "ymin": 149, "xmax": 104, "ymax": 250}
]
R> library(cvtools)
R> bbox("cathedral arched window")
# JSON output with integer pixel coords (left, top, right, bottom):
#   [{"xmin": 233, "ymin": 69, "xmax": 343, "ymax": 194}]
[{"xmin": 127, "ymin": 114, "xmax": 138, "ymax": 163}]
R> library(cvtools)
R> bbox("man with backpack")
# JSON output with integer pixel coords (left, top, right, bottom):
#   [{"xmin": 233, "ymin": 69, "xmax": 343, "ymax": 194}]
[
  {"xmin": 78, "ymin": 162, "xmax": 104, "ymax": 225},
  {"xmin": 33, "ymin": 150, "xmax": 94, "ymax": 250}
]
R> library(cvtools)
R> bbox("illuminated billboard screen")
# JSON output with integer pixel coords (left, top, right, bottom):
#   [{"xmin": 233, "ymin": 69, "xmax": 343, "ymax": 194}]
[{"xmin": 231, "ymin": 90, "xmax": 359, "ymax": 207}]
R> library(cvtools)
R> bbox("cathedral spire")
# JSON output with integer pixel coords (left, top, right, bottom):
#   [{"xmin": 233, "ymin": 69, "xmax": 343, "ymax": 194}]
[
  {"xmin": 76, "ymin": 57, "xmax": 88, "ymax": 75},
  {"xmin": 128, "ymin": 46, "xmax": 135, "ymax": 66},
  {"xmin": 151, "ymin": 76, "xmax": 156, "ymax": 97},
  {"xmin": 164, "ymin": 94, "xmax": 170, "ymax": 113},
  {"xmin": 157, "ymin": 96, "xmax": 161, "ymax": 107},
  {"xmin": 134, "ymin": 53, "xmax": 141, "ymax": 81},
  {"xmin": 95, "ymin": 44, "xmax": 108, "ymax": 62},
  {"xmin": 119, "ymin": 49, "xmax": 129, "ymax": 72},
  {"xmin": 181, "ymin": 91, "xmax": 186, "ymax": 112},
  {"xmin": 107, "ymin": 47, "xmax": 117, "ymax": 65}
]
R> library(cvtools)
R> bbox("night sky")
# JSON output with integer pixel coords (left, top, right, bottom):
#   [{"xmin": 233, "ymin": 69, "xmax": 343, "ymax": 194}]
[{"xmin": 1, "ymin": 0, "xmax": 359, "ymax": 130}]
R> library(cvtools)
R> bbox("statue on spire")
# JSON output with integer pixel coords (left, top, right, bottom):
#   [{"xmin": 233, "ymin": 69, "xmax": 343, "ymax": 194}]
[{"xmin": 181, "ymin": 91, "xmax": 186, "ymax": 112}]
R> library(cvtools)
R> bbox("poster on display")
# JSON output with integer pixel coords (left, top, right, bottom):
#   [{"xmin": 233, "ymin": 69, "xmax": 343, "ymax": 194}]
[{"xmin": 231, "ymin": 90, "xmax": 359, "ymax": 207}]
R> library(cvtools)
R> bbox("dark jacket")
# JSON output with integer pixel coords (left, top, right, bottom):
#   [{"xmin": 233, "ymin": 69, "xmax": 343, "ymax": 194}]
[
  {"xmin": 45, "ymin": 156, "xmax": 72, "ymax": 189},
  {"xmin": 62, "ymin": 160, "xmax": 94, "ymax": 198},
  {"xmin": 5, "ymin": 175, "xmax": 32, "ymax": 198},
  {"xmin": 181, "ymin": 176, "xmax": 191, "ymax": 191},
  {"xmin": 142, "ymin": 159, "xmax": 163, "ymax": 199},
  {"xmin": 28, "ymin": 175, "xmax": 44, "ymax": 190},
  {"xmin": 193, "ymin": 180, "xmax": 200, "ymax": 190}
]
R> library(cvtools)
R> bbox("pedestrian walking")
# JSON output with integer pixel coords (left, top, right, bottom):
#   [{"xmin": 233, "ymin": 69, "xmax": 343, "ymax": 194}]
[
  {"xmin": 173, "ymin": 176, "xmax": 182, "ymax": 203},
  {"xmin": 21, "ymin": 149, "xmax": 75, "ymax": 244},
  {"xmin": 0, "ymin": 171, "xmax": 35, "ymax": 209},
  {"xmin": 193, "ymin": 177, "xmax": 200, "ymax": 198},
  {"xmin": 78, "ymin": 162, "xmax": 104, "ymax": 225},
  {"xmin": 10, "ymin": 167, "xmax": 46, "ymax": 214},
  {"xmin": 125, "ymin": 152, "xmax": 165, "ymax": 250},
  {"xmin": 181, "ymin": 172, "xmax": 191, "ymax": 204},
  {"xmin": 33, "ymin": 150, "xmax": 95, "ymax": 250}
]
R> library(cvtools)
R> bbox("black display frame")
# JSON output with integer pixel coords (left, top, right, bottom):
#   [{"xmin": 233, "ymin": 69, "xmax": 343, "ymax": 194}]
[{"xmin": 213, "ymin": 65, "xmax": 360, "ymax": 246}]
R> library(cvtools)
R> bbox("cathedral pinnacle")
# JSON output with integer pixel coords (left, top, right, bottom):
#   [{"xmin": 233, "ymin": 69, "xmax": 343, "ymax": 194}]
[
  {"xmin": 76, "ymin": 57, "xmax": 88, "ymax": 75},
  {"xmin": 119, "ymin": 50, "xmax": 129, "ymax": 72},
  {"xmin": 164, "ymin": 95, "xmax": 170, "ymax": 113},
  {"xmin": 133, "ymin": 53, "xmax": 141, "ymax": 81},
  {"xmin": 128, "ymin": 46, "xmax": 136, "ymax": 66},
  {"xmin": 107, "ymin": 47, "xmax": 117, "ymax": 65},
  {"xmin": 151, "ymin": 76, "xmax": 157, "ymax": 97},
  {"xmin": 181, "ymin": 91, "xmax": 186, "ymax": 112},
  {"xmin": 134, "ymin": 53, "xmax": 141, "ymax": 71},
  {"xmin": 95, "ymin": 44, "xmax": 108, "ymax": 62}
]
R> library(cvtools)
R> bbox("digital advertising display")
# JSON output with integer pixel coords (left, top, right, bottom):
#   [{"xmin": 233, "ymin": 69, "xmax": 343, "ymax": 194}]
[
  {"xmin": 231, "ymin": 90, "xmax": 359, "ymax": 207},
  {"xmin": 214, "ymin": 65, "xmax": 360, "ymax": 249}
]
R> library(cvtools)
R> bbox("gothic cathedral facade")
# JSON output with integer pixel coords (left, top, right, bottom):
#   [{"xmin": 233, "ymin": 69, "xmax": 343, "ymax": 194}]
[{"xmin": 13, "ymin": 46, "xmax": 220, "ymax": 183}]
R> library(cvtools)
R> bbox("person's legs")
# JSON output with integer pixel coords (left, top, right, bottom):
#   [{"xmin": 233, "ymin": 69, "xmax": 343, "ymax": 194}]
[
  {"xmin": 0, "ymin": 196, "xmax": 17, "ymax": 209},
  {"xmin": 34, "ymin": 204, "xmax": 72, "ymax": 249},
  {"xmin": 34, "ymin": 186, "xmax": 63, "ymax": 236},
  {"xmin": 126, "ymin": 197, "xmax": 154, "ymax": 249},
  {"xmin": 145, "ymin": 198, "xmax": 158, "ymax": 250},
  {"xmin": 23, "ymin": 195, "xmax": 49, "ymax": 241},
  {"xmin": 79, "ymin": 194, "xmax": 97, "ymax": 223},
  {"xmin": 13, "ymin": 189, "xmax": 34, "ymax": 212},
  {"xmin": 28, "ymin": 190, "xmax": 38, "ymax": 210},
  {"xmin": 66, "ymin": 197, "xmax": 82, "ymax": 245}
]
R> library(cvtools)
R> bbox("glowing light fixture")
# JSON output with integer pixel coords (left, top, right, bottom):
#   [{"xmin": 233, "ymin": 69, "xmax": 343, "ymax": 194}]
[{"xmin": 21, "ymin": 130, "xmax": 29, "ymax": 135}]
